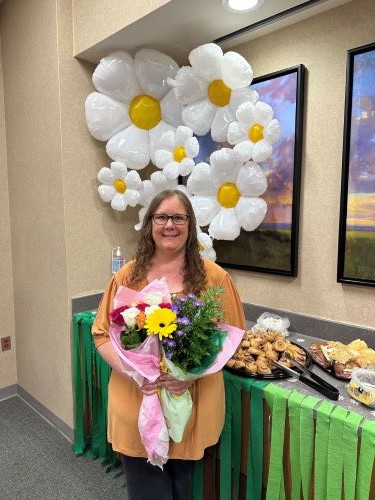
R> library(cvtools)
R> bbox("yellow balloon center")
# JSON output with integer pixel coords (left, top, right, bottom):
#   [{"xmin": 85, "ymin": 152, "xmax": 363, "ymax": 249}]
[
  {"xmin": 129, "ymin": 94, "xmax": 161, "ymax": 130},
  {"xmin": 114, "ymin": 179, "xmax": 126, "ymax": 194},
  {"xmin": 217, "ymin": 182, "xmax": 241, "ymax": 208},
  {"xmin": 173, "ymin": 145, "xmax": 187, "ymax": 163},
  {"xmin": 249, "ymin": 123, "xmax": 264, "ymax": 143},
  {"xmin": 208, "ymin": 79, "xmax": 231, "ymax": 107}
]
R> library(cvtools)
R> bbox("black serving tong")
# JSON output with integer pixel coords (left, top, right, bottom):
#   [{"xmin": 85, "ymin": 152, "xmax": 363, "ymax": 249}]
[{"xmin": 273, "ymin": 357, "xmax": 339, "ymax": 401}]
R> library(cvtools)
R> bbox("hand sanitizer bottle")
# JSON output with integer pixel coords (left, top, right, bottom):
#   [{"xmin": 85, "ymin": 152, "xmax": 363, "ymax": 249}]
[{"xmin": 112, "ymin": 246, "xmax": 125, "ymax": 274}]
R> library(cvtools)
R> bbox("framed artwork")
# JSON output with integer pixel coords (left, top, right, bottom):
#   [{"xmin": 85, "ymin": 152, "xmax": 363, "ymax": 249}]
[
  {"xmin": 337, "ymin": 42, "xmax": 375, "ymax": 287},
  {"xmin": 196, "ymin": 64, "xmax": 305, "ymax": 276}
]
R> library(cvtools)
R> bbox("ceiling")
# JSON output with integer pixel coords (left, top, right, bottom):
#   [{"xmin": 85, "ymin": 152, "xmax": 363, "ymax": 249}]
[{"xmin": 76, "ymin": 0, "xmax": 352, "ymax": 64}]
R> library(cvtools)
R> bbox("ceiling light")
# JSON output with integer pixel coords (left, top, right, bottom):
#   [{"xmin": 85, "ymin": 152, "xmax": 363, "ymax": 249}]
[{"xmin": 221, "ymin": 0, "xmax": 263, "ymax": 14}]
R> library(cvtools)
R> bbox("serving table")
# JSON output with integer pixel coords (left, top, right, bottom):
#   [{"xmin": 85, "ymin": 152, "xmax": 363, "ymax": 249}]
[{"xmin": 72, "ymin": 312, "xmax": 375, "ymax": 499}]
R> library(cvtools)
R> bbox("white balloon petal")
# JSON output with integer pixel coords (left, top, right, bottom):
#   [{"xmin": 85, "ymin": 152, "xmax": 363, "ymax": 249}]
[
  {"xmin": 236, "ymin": 197, "xmax": 267, "ymax": 231},
  {"xmin": 188, "ymin": 43, "xmax": 223, "ymax": 82},
  {"xmin": 85, "ymin": 92, "xmax": 129, "ymax": 141},
  {"xmin": 149, "ymin": 121, "xmax": 176, "ymax": 164},
  {"xmin": 229, "ymin": 87, "xmax": 259, "ymax": 113},
  {"xmin": 168, "ymin": 66, "xmax": 207, "ymax": 105},
  {"xmin": 160, "ymin": 90, "xmax": 183, "ymax": 128},
  {"xmin": 98, "ymin": 184, "xmax": 116, "ymax": 202},
  {"xmin": 106, "ymin": 125, "xmax": 150, "ymax": 169},
  {"xmin": 255, "ymin": 101, "xmax": 274, "ymax": 123},
  {"xmin": 221, "ymin": 51, "xmax": 253, "ymax": 90},
  {"xmin": 265, "ymin": 118, "xmax": 281, "ymax": 143},
  {"xmin": 236, "ymin": 101, "xmax": 255, "ymax": 126},
  {"xmin": 134, "ymin": 48, "xmax": 179, "ymax": 100},
  {"xmin": 191, "ymin": 196, "xmax": 220, "ymax": 226},
  {"xmin": 93, "ymin": 51, "xmax": 141, "ymax": 103},
  {"xmin": 252, "ymin": 140, "xmax": 272, "ymax": 163},
  {"xmin": 155, "ymin": 149, "xmax": 173, "ymax": 169},
  {"xmin": 237, "ymin": 163, "xmax": 268, "ymax": 197},
  {"xmin": 179, "ymin": 158, "xmax": 195, "ymax": 177},
  {"xmin": 227, "ymin": 122, "xmax": 247, "ymax": 145},
  {"xmin": 187, "ymin": 162, "xmax": 215, "ymax": 195},
  {"xmin": 125, "ymin": 169, "xmax": 143, "ymax": 190},
  {"xmin": 111, "ymin": 161, "xmax": 128, "ymax": 179},
  {"xmin": 233, "ymin": 141, "xmax": 254, "ymax": 162},
  {"xmin": 163, "ymin": 162, "xmax": 180, "ymax": 179},
  {"xmin": 209, "ymin": 209, "xmax": 241, "ymax": 240},
  {"xmin": 97, "ymin": 167, "xmax": 114, "ymax": 185},
  {"xmin": 124, "ymin": 189, "xmax": 141, "ymax": 207},
  {"xmin": 211, "ymin": 106, "xmax": 235, "ymax": 142},
  {"xmin": 175, "ymin": 125, "xmax": 193, "ymax": 145},
  {"xmin": 182, "ymin": 99, "xmax": 216, "ymax": 136},
  {"xmin": 184, "ymin": 136, "xmax": 199, "ymax": 157},
  {"xmin": 111, "ymin": 194, "xmax": 128, "ymax": 211}
]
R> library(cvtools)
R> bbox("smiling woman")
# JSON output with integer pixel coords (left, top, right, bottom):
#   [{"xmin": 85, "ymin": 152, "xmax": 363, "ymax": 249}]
[{"xmin": 91, "ymin": 188, "xmax": 247, "ymax": 500}]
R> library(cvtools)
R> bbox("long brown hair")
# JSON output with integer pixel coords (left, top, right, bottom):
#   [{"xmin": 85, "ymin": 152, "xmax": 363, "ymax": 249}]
[{"xmin": 128, "ymin": 189, "xmax": 207, "ymax": 293}]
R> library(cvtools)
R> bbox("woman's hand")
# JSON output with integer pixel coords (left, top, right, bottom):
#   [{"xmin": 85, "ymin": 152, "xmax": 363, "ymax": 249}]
[
  {"xmin": 159, "ymin": 373, "xmax": 193, "ymax": 395},
  {"xmin": 140, "ymin": 378, "xmax": 160, "ymax": 395}
]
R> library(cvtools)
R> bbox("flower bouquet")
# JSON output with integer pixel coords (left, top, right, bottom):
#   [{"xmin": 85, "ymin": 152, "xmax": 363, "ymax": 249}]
[{"xmin": 109, "ymin": 278, "xmax": 244, "ymax": 468}]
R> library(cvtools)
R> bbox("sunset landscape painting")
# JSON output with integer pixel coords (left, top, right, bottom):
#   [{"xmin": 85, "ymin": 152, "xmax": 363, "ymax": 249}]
[
  {"xmin": 338, "ymin": 43, "xmax": 375, "ymax": 286},
  {"xmin": 196, "ymin": 65, "xmax": 305, "ymax": 275}
]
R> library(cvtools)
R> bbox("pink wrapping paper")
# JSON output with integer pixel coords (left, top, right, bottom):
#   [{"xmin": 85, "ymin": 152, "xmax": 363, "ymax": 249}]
[{"xmin": 109, "ymin": 278, "xmax": 244, "ymax": 468}]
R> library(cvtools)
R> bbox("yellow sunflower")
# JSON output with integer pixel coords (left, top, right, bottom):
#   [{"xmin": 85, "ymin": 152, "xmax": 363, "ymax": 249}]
[{"xmin": 144, "ymin": 308, "xmax": 177, "ymax": 340}]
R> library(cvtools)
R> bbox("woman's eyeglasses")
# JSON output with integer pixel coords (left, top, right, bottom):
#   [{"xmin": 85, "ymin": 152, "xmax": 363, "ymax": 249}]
[{"xmin": 151, "ymin": 214, "xmax": 189, "ymax": 225}]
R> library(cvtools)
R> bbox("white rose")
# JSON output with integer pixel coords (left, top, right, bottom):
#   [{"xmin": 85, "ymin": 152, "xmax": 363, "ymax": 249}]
[
  {"xmin": 121, "ymin": 307, "xmax": 140, "ymax": 328},
  {"xmin": 144, "ymin": 292, "xmax": 163, "ymax": 305},
  {"xmin": 145, "ymin": 304, "xmax": 160, "ymax": 316}
]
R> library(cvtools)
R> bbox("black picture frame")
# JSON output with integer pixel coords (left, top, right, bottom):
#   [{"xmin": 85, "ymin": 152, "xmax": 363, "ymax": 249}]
[
  {"xmin": 196, "ymin": 64, "xmax": 305, "ymax": 276},
  {"xmin": 337, "ymin": 42, "xmax": 375, "ymax": 287}
]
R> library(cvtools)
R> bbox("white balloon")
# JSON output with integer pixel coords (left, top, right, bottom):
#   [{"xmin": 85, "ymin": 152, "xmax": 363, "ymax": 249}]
[
  {"xmin": 187, "ymin": 162, "xmax": 215, "ymax": 195},
  {"xmin": 211, "ymin": 106, "xmax": 235, "ymax": 143},
  {"xmin": 181, "ymin": 99, "xmax": 216, "ymax": 136},
  {"xmin": 98, "ymin": 184, "xmax": 115, "ymax": 203},
  {"xmin": 93, "ymin": 51, "xmax": 140, "ymax": 103},
  {"xmin": 85, "ymin": 92, "xmax": 129, "ymax": 141},
  {"xmin": 160, "ymin": 90, "xmax": 183, "ymax": 128},
  {"xmin": 236, "ymin": 197, "xmax": 267, "ymax": 231},
  {"xmin": 221, "ymin": 51, "xmax": 253, "ymax": 90},
  {"xmin": 106, "ymin": 125, "xmax": 150, "ymax": 169},
  {"xmin": 168, "ymin": 66, "xmax": 207, "ymax": 105},
  {"xmin": 134, "ymin": 48, "xmax": 179, "ymax": 100},
  {"xmin": 191, "ymin": 196, "xmax": 220, "ymax": 226},
  {"xmin": 237, "ymin": 162, "xmax": 268, "ymax": 197},
  {"xmin": 209, "ymin": 208, "xmax": 240, "ymax": 240},
  {"xmin": 188, "ymin": 43, "xmax": 223, "ymax": 82}
]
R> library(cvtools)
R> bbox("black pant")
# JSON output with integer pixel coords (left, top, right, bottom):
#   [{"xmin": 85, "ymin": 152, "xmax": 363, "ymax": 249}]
[{"xmin": 122, "ymin": 455, "xmax": 194, "ymax": 500}]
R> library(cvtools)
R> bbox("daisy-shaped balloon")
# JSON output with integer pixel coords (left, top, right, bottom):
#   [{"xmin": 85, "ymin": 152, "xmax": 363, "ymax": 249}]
[
  {"xmin": 97, "ymin": 161, "xmax": 143, "ymax": 211},
  {"xmin": 227, "ymin": 101, "xmax": 281, "ymax": 163},
  {"xmin": 168, "ymin": 43, "xmax": 258, "ymax": 142},
  {"xmin": 187, "ymin": 148, "xmax": 268, "ymax": 240},
  {"xmin": 154, "ymin": 126, "xmax": 199, "ymax": 179},
  {"xmin": 85, "ymin": 49, "xmax": 183, "ymax": 170}
]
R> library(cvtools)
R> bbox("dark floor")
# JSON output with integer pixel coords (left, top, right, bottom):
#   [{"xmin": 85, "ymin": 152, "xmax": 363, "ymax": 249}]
[{"xmin": 0, "ymin": 396, "xmax": 127, "ymax": 499}]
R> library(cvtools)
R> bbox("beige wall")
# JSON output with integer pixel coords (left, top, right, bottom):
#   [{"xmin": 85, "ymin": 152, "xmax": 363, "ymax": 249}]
[
  {"xmin": 0, "ymin": 33, "xmax": 16, "ymax": 388},
  {"xmin": 229, "ymin": 0, "xmax": 374, "ymax": 328},
  {"xmin": 72, "ymin": 0, "xmax": 170, "ymax": 56},
  {"xmin": 0, "ymin": 0, "xmax": 374, "ymax": 429}
]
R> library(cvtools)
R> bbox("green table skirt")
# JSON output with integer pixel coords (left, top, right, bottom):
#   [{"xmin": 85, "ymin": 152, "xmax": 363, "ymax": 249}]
[{"xmin": 73, "ymin": 313, "xmax": 374, "ymax": 499}]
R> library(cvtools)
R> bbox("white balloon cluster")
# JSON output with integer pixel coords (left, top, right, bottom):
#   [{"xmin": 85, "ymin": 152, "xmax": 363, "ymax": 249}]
[{"xmin": 85, "ymin": 43, "xmax": 281, "ymax": 258}]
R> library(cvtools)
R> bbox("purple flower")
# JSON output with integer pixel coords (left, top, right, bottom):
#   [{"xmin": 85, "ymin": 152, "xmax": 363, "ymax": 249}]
[
  {"xmin": 171, "ymin": 304, "xmax": 180, "ymax": 314},
  {"xmin": 193, "ymin": 300, "xmax": 203, "ymax": 308},
  {"xmin": 176, "ymin": 330, "xmax": 186, "ymax": 337},
  {"xmin": 165, "ymin": 351, "xmax": 173, "ymax": 359},
  {"xmin": 178, "ymin": 316, "xmax": 190, "ymax": 326},
  {"xmin": 177, "ymin": 296, "xmax": 187, "ymax": 303},
  {"xmin": 186, "ymin": 293, "xmax": 197, "ymax": 300},
  {"xmin": 167, "ymin": 339, "xmax": 176, "ymax": 348}
]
